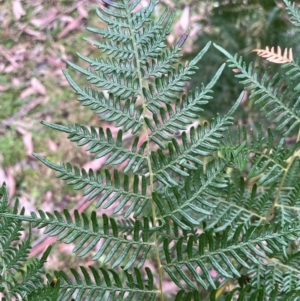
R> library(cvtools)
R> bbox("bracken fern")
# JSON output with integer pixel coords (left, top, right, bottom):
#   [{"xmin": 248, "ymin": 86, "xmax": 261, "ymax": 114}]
[{"xmin": 1, "ymin": 0, "xmax": 300, "ymax": 300}]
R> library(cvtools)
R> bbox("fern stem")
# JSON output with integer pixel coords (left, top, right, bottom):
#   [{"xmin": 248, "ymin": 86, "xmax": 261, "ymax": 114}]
[
  {"xmin": 125, "ymin": 3, "xmax": 164, "ymax": 300},
  {"xmin": 265, "ymin": 127, "xmax": 300, "ymax": 221}
]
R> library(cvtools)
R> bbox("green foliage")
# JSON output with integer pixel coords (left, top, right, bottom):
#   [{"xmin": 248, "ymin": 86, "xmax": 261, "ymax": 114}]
[
  {"xmin": 0, "ymin": 0, "xmax": 300, "ymax": 300},
  {"xmin": 188, "ymin": 0, "xmax": 300, "ymax": 118},
  {"xmin": 0, "ymin": 183, "xmax": 56, "ymax": 301}
]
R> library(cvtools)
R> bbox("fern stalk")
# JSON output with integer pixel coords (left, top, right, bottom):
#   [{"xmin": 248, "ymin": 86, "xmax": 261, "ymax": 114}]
[
  {"xmin": 125, "ymin": 2, "xmax": 165, "ymax": 299},
  {"xmin": 266, "ymin": 127, "xmax": 300, "ymax": 221}
]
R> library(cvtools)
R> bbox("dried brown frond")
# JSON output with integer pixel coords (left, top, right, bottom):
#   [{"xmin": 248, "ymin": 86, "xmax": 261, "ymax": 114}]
[{"xmin": 252, "ymin": 46, "xmax": 293, "ymax": 64}]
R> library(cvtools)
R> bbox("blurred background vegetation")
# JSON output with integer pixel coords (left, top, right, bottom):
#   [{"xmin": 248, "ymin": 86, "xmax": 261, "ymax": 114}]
[{"xmin": 0, "ymin": 0, "xmax": 299, "ymax": 291}]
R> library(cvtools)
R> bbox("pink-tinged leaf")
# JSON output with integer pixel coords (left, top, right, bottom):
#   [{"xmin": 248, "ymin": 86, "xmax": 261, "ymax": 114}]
[
  {"xmin": 23, "ymin": 28, "xmax": 46, "ymax": 40},
  {"xmin": 30, "ymin": 8, "xmax": 58, "ymax": 28},
  {"xmin": 57, "ymin": 16, "xmax": 83, "ymax": 39},
  {"xmin": 46, "ymin": 138, "xmax": 58, "ymax": 152},
  {"xmin": 20, "ymin": 87, "xmax": 35, "ymax": 99},
  {"xmin": 172, "ymin": 6, "xmax": 190, "ymax": 45},
  {"xmin": 179, "ymin": 6, "xmax": 190, "ymax": 31},
  {"xmin": 210, "ymin": 269, "xmax": 218, "ymax": 278},
  {"xmin": 16, "ymin": 126, "xmax": 33, "ymax": 157},
  {"xmin": 77, "ymin": 3, "xmax": 88, "ymax": 18},
  {"xmin": 40, "ymin": 191, "xmax": 54, "ymax": 212},
  {"xmin": 12, "ymin": 0, "xmax": 26, "ymax": 20},
  {"xmin": 31, "ymin": 78, "xmax": 46, "ymax": 95}
]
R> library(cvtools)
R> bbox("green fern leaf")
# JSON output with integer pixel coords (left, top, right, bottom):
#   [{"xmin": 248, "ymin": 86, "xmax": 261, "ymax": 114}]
[{"xmin": 214, "ymin": 43, "xmax": 300, "ymax": 136}]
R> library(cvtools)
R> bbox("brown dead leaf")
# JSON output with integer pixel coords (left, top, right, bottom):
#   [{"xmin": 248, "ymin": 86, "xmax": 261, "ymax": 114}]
[
  {"xmin": 0, "ymin": 46, "xmax": 20, "ymax": 69},
  {"xmin": 40, "ymin": 190, "xmax": 54, "ymax": 212},
  {"xmin": 45, "ymin": 55, "xmax": 65, "ymax": 68},
  {"xmin": 12, "ymin": 0, "xmax": 26, "ymax": 20},
  {"xmin": 16, "ymin": 126, "xmax": 33, "ymax": 156},
  {"xmin": 77, "ymin": 3, "xmax": 88, "ymax": 18},
  {"xmin": 20, "ymin": 87, "xmax": 35, "ymax": 99},
  {"xmin": 0, "ymin": 63, "xmax": 5, "ymax": 73},
  {"xmin": 30, "ymin": 8, "xmax": 58, "ymax": 28},
  {"xmin": 179, "ymin": 5, "xmax": 190, "ymax": 31},
  {"xmin": 23, "ymin": 28, "xmax": 46, "ymax": 41},
  {"xmin": 57, "ymin": 16, "xmax": 83, "ymax": 39},
  {"xmin": 46, "ymin": 138, "xmax": 58, "ymax": 152},
  {"xmin": 252, "ymin": 46, "xmax": 293, "ymax": 64},
  {"xmin": 18, "ymin": 193, "xmax": 36, "ymax": 213},
  {"xmin": 20, "ymin": 79, "xmax": 46, "ymax": 99},
  {"xmin": 12, "ymin": 77, "xmax": 21, "ymax": 87},
  {"xmin": 31, "ymin": 77, "xmax": 46, "ymax": 95}
]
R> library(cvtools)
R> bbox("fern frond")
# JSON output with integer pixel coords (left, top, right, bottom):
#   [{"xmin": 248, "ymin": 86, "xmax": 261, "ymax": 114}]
[
  {"xmin": 8, "ymin": 0, "xmax": 299, "ymax": 299},
  {"xmin": 91, "ymin": 38, "xmax": 135, "ymax": 60},
  {"xmin": 154, "ymin": 160, "xmax": 229, "ymax": 230},
  {"xmin": 3, "ymin": 234, "xmax": 31, "ymax": 276},
  {"xmin": 145, "ymin": 66, "xmax": 194, "ymax": 109},
  {"xmin": 0, "ymin": 184, "xmax": 53, "ymax": 299},
  {"xmin": 41, "ymin": 121, "xmax": 148, "ymax": 173},
  {"xmin": 247, "ymin": 133, "xmax": 292, "ymax": 186},
  {"xmin": 163, "ymin": 223, "xmax": 300, "ymax": 291},
  {"xmin": 252, "ymin": 46, "xmax": 293, "ymax": 64},
  {"xmin": 130, "ymin": 0, "xmax": 158, "ymax": 30},
  {"xmin": 95, "ymin": 4, "xmax": 131, "ymax": 28},
  {"xmin": 282, "ymin": 59, "xmax": 300, "ymax": 91},
  {"xmin": 53, "ymin": 266, "xmax": 157, "ymax": 301},
  {"xmin": 214, "ymin": 43, "xmax": 300, "ymax": 136},
  {"xmin": 210, "ymin": 284, "xmax": 300, "ymax": 301},
  {"xmin": 203, "ymin": 179, "xmax": 269, "ymax": 233},
  {"xmin": 25, "ymin": 281, "xmax": 59, "ymax": 301},
  {"xmin": 142, "ymin": 46, "xmax": 181, "ymax": 78},
  {"xmin": 145, "ymin": 42, "xmax": 212, "ymax": 110},
  {"xmin": 148, "ymin": 64, "xmax": 226, "ymax": 147},
  {"xmin": 9, "ymin": 253, "xmax": 49, "ymax": 298},
  {"xmin": 28, "ymin": 209, "xmax": 152, "ymax": 269},
  {"xmin": 33, "ymin": 154, "xmax": 149, "ymax": 217},
  {"xmin": 284, "ymin": 0, "xmax": 300, "ymax": 27},
  {"xmin": 174, "ymin": 290, "xmax": 201, "ymax": 301},
  {"xmin": 135, "ymin": 8, "xmax": 171, "ymax": 46},
  {"xmin": 0, "ymin": 202, "xmax": 24, "ymax": 258},
  {"xmin": 275, "ymin": 182, "xmax": 300, "ymax": 225},
  {"xmin": 0, "ymin": 182, "xmax": 8, "ymax": 212},
  {"xmin": 77, "ymin": 52, "xmax": 137, "ymax": 78},
  {"xmin": 221, "ymin": 126, "xmax": 293, "ymax": 186},
  {"xmin": 150, "ymin": 104, "xmax": 240, "ymax": 188},
  {"xmin": 67, "ymin": 61, "xmax": 139, "ymax": 99},
  {"xmin": 87, "ymin": 26, "xmax": 132, "ymax": 43},
  {"xmin": 63, "ymin": 70, "xmax": 143, "ymax": 133},
  {"xmin": 249, "ymin": 257, "xmax": 300, "ymax": 295},
  {"xmin": 138, "ymin": 34, "xmax": 168, "ymax": 65}
]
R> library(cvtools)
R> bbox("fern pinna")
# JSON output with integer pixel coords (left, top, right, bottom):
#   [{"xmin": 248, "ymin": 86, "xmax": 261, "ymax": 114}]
[{"xmin": 1, "ymin": 0, "xmax": 300, "ymax": 300}]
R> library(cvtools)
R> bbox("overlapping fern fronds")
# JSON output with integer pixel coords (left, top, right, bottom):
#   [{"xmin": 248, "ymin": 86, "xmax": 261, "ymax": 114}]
[
  {"xmin": 0, "ymin": 0, "xmax": 299, "ymax": 300},
  {"xmin": 0, "ymin": 183, "xmax": 55, "ymax": 301}
]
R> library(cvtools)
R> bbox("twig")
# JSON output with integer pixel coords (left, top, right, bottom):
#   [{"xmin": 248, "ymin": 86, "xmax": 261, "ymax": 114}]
[
  {"xmin": 0, "ymin": 46, "xmax": 20, "ymax": 68},
  {"xmin": 40, "ymin": 0, "xmax": 86, "ymax": 30},
  {"xmin": 1, "ymin": 97, "xmax": 47, "ymax": 127}
]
